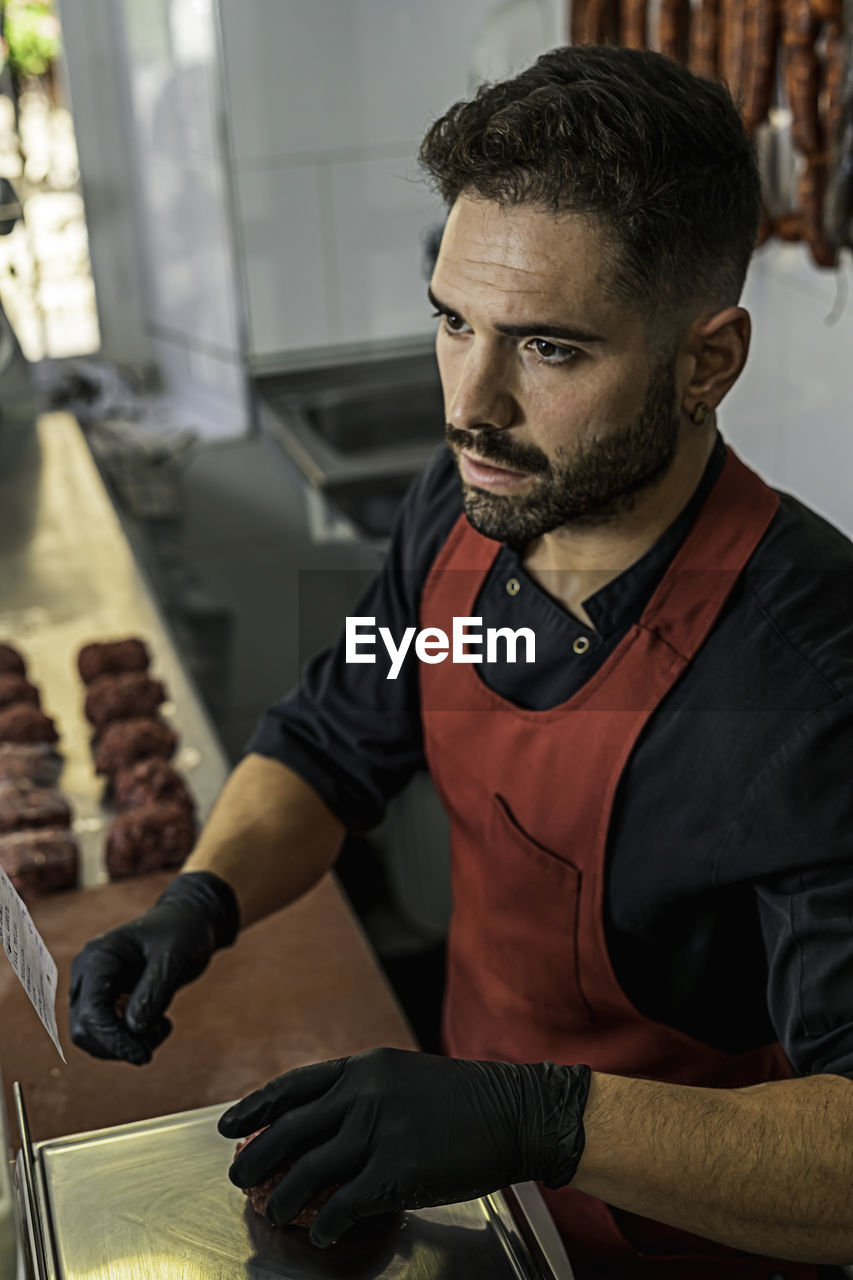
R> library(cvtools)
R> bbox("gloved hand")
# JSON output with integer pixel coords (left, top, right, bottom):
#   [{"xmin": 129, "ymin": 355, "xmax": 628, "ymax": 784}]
[
  {"xmin": 69, "ymin": 871, "xmax": 239, "ymax": 1066},
  {"xmin": 219, "ymin": 1047, "xmax": 590, "ymax": 1247}
]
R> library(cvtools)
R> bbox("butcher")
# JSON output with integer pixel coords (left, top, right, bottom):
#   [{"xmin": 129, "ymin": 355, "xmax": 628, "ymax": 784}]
[{"xmin": 68, "ymin": 45, "xmax": 853, "ymax": 1280}]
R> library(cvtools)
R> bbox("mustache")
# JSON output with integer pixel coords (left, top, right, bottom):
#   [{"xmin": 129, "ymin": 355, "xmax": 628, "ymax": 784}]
[{"xmin": 444, "ymin": 425, "xmax": 551, "ymax": 477}]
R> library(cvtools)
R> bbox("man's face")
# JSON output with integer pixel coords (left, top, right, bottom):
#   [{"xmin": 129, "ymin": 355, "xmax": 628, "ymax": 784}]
[{"xmin": 430, "ymin": 196, "xmax": 684, "ymax": 545}]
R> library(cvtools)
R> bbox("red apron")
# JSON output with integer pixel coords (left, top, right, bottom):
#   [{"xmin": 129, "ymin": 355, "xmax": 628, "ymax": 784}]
[{"xmin": 419, "ymin": 446, "xmax": 818, "ymax": 1280}]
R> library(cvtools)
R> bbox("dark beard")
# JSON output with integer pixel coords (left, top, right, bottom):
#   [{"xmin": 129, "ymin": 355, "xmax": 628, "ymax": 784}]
[{"xmin": 445, "ymin": 356, "xmax": 681, "ymax": 545}]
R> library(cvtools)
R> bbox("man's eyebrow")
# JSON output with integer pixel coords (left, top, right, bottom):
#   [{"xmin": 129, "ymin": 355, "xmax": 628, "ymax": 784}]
[{"xmin": 427, "ymin": 287, "xmax": 607, "ymax": 344}]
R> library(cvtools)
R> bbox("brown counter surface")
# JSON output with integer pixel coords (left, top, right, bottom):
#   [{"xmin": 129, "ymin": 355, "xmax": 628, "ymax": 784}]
[{"xmin": 1, "ymin": 870, "xmax": 416, "ymax": 1143}]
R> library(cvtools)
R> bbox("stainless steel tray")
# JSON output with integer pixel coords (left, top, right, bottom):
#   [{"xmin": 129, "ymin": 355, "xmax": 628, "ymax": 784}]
[{"xmin": 22, "ymin": 1102, "xmax": 573, "ymax": 1280}]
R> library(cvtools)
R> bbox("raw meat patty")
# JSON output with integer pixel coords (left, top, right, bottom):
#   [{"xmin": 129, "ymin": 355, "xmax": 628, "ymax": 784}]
[
  {"xmin": 0, "ymin": 644, "xmax": 26, "ymax": 677},
  {"xmin": 77, "ymin": 638, "xmax": 150, "ymax": 685},
  {"xmin": 234, "ymin": 1130, "xmax": 338, "ymax": 1228},
  {"xmin": 0, "ymin": 828, "xmax": 78, "ymax": 897},
  {"xmin": 105, "ymin": 802, "xmax": 195, "ymax": 879},
  {"xmin": 0, "ymin": 676, "xmax": 40, "ymax": 710},
  {"xmin": 0, "ymin": 781, "xmax": 71, "ymax": 833},
  {"xmin": 0, "ymin": 744, "xmax": 62, "ymax": 787},
  {"xmin": 93, "ymin": 716, "xmax": 177, "ymax": 776},
  {"xmin": 113, "ymin": 758, "xmax": 194, "ymax": 815},
  {"xmin": 0, "ymin": 705, "xmax": 58, "ymax": 744},
  {"xmin": 84, "ymin": 672, "xmax": 167, "ymax": 729}
]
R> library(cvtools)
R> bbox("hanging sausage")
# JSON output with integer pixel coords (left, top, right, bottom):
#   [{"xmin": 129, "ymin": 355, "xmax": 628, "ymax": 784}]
[
  {"xmin": 824, "ymin": 0, "xmax": 853, "ymax": 248},
  {"xmin": 620, "ymin": 0, "xmax": 649, "ymax": 48},
  {"xmin": 742, "ymin": 0, "xmax": 781, "ymax": 134},
  {"xmin": 689, "ymin": 0, "xmax": 720, "ymax": 77},
  {"xmin": 659, "ymin": 0, "xmax": 691, "ymax": 63},
  {"xmin": 566, "ymin": 0, "xmax": 852, "ymax": 266}
]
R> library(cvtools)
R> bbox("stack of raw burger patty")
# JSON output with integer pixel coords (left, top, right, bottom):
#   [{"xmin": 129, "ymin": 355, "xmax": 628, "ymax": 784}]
[
  {"xmin": 0, "ymin": 642, "xmax": 79, "ymax": 897},
  {"xmin": 79, "ymin": 638, "xmax": 196, "ymax": 878}
]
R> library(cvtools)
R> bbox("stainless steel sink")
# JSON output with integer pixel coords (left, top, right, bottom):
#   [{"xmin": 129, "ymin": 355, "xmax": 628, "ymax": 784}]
[
  {"xmin": 255, "ymin": 349, "xmax": 445, "ymax": 536},
  {"xmin": 306, "ymin": 380, "xmax": 445, "ymax": 455}
]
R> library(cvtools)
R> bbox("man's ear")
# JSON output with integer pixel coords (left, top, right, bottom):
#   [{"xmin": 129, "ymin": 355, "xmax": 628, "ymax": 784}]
[{"xmin": 682, "ymin": 306, "xmax": 751, "ymax": 417}]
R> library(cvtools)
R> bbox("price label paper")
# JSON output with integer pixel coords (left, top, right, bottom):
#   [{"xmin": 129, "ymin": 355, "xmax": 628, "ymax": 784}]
[{"xmin": 0, "ymin": 868, "xmax": 65, "ymax": 1062}]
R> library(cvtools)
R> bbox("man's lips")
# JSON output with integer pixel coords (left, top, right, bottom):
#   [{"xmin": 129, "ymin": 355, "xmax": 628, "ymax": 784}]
[{"xmin": 459, "ymin": 451, "xmax": 534, "ymax": 491}]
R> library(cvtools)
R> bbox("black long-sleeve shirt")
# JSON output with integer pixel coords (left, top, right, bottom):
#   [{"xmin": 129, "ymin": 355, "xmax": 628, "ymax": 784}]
[{"xmin": 249, "ymin": 433, "xmax": 853, "ymax": 1080}]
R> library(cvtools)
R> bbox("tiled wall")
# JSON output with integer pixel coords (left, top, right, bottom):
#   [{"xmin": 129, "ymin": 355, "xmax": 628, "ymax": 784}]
[{"xmin": 217, "ymin": 0, "xmax": 567, "ymax": 360}]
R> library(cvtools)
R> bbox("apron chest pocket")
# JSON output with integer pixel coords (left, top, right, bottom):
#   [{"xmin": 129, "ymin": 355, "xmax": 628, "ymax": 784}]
[{"xmin": 467, "ymin": 793, "xmax": 593, "ymax": 1026}]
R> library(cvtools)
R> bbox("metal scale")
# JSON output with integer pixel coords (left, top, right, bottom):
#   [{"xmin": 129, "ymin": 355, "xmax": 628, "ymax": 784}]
[{"xmin": 3, "ymin": 1073, "xmax": 574, "ymax": 1280}]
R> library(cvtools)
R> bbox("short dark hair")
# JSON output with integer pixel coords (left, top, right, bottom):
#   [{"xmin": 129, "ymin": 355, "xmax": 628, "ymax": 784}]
[{"xmin": 419, "ymin": 46, "xmax": 761, "ymax": 322}]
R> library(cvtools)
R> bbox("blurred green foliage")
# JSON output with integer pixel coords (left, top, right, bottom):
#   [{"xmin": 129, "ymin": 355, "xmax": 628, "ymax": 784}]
[{"xmin": 4, "ymin": 1, "xmax": 61, "ymax": 78}]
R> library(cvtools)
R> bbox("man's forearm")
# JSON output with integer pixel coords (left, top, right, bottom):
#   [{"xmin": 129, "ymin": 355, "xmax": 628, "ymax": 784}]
[
  {"xmin": 181, "ymin": 753, "xmax": 345, "ymax": 928},
  {"xmin": 571, "ymin": 1069, "xmax": 853, "ymax": 1263}
]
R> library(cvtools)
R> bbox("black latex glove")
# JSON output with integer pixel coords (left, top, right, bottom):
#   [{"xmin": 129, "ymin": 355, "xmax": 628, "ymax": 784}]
[
  {"xmin": 69, "ymin": 871, "xmax": 239, "ymax": 1066},
  {"xmin": 219, "ymin": 1047, "xmax": 590, "ymax": 1248}
]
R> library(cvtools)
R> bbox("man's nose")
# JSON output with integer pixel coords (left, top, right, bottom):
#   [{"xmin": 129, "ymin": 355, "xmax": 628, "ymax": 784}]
[{"xmin": 444, "ymin": 346, "xmax": 515, "ymax": 433}]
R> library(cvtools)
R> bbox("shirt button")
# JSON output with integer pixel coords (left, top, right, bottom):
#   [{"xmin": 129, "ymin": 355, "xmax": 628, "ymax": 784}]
[
  {"xmin": 506, "ymin": 578, "xmax": 520, "ymax": 596},
  {"xmin": 573, "ymin": 636, "xmax": 590, "ymax": 655}
]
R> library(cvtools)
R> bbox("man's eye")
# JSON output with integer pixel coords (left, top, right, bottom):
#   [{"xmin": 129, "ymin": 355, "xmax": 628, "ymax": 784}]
[
  {"xmin": 529, "ymin": 339, "xmax": 576, "ymax": 364},
  {"xmin": 432, "ymin": 310, "xmax": 467, "ymax": 334}
]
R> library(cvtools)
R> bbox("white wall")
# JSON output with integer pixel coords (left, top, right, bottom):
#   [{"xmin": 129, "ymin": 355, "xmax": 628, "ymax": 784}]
[
  {"xmin": 723, "ymin": 244, "xmax": 853, "ymax": 539},
  {"xmin": 217, "ymin": 0, "xmax": 567, "ymax": 364}
]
